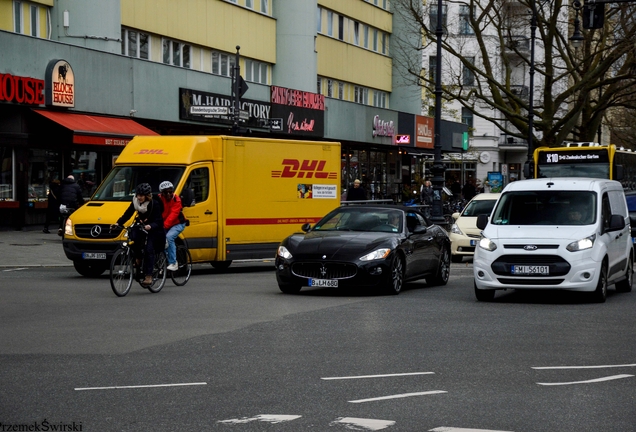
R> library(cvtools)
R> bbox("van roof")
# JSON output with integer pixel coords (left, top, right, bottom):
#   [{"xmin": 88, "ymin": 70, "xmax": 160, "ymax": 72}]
[{"xmin": 502, "ymin": 178, "xmax": 623, "ymax": 193}]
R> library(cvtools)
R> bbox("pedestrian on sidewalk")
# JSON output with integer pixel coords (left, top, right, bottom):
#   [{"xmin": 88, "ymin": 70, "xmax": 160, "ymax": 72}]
[
  {"xmin": 58, "ymin": 174, "xmax": 84, "ymax": 236},
  {"xmin": 43, "ymin": 179, "xmax": 60, "ymax": 234}
]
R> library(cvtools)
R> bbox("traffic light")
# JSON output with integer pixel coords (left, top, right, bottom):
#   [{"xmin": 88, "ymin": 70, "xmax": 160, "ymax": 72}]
[{"xmin": 583, "ymin": 3, "xmax": 604, "ymax": 29}]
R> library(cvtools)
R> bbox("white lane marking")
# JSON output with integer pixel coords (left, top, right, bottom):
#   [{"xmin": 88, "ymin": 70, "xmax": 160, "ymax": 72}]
[
  {"xmin": 532, "ymin": 364, "xmax": 636, "ymax": 370},
  {"xmin": 537, "ymin": 374, "xmax": 634, "ymax": 386},
  {"xmin": 331, "ymin": 417, "xmax": 395, "ymax": 430},
  {"xmin": 349, "ymin": 390, "xmax": 447, "ymax": 403},
  {"xmin": 430, "ymin": 428, "xmax": 514, "ymax": 432},
  {"xmin": 74, "ymin": 382, "xmax": 207, "ymax": 391},
  {"xmin": 217, "ymin": 415, "xmax": 301, "ymax": 424},
  {"xmin": 322, "ymin": 372, "xmax": 435, "ymax": 380},
  {"xmin": 2, "ymin": 268, "xmax": 28, "ymax": 272}
]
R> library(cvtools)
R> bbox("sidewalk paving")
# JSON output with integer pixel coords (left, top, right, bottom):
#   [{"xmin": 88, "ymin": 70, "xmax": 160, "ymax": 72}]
[{"xmin": 0, "ymin": 226, "xmax": 71, "ymax": 268}]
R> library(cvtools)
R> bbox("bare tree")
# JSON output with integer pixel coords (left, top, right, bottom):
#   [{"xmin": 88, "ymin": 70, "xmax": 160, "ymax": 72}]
[{"xmin": 391, "ymin": 0, "xmax": 636, "ymax": 148}]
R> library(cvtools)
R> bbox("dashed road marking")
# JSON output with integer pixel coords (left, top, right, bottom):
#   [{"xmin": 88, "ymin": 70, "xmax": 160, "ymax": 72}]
[
  {"xmin": 322, "ymin": 372, "xmax": 434, "ymax": 380},
  {"xmin": 429, "ymin": 428, "xmax": 514, "ymax": 432},
  {"xmin": 217, "ymin": 415, "xmax": 301, "ymax": 424},
  {"xmin": 532, "ymin": 363, "xmax": 636, "ymax": 370},
  {"xmin": 537, "ymin": 374, "xmax": 634, "ymax": 386},
  {"xmin": 331, "ymin": 417, "xmax": 395, "ymax": 430},
  {"xmin": 74, "ymin": 382, "xmax": 207, "ymax": 391},
  {"xmin": 349, "ymin": 390, "xmax": 447, "ymax": 403}
]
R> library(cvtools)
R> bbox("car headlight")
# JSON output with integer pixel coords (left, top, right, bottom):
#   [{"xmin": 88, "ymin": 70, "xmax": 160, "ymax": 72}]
[
  {"xmin": 566, "ymin": 234, "xmax": 596, "ymax": 252},
  {"xmin": 64, "ymin": 218, "xmax": 73, "ymax": 236},
  {"xmin": 277, "ymin": 245, "xmax": 293, "ymax": 259},
  {"xmin": 360, "ymin": 248, "xmax": 391, "ymax": 261},
  {"xmin": 478, "ymin": 237, "xmax": 497, "ymax": 251},
  {"xmin": 450, "ymin": 223, "xmax": 463, "ymax": 235}
]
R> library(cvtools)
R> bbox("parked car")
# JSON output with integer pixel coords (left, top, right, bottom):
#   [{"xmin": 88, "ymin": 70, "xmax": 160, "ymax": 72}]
[
  {"xmin": 275, "ymin": 204, "xmax": 451, "ymax": 295},
  {"xmin": 449, "ymin": 193, "xmax": 500, "ymax": 263},
  {"xmin": 474, "ymin": 178, "xmax": 633, "ymax": 302}
]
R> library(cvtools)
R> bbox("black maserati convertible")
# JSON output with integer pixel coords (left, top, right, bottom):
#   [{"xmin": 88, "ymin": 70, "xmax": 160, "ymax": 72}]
[{"xmin": 275, "ymin": 204, "xmax": 451, "ymax": 294}]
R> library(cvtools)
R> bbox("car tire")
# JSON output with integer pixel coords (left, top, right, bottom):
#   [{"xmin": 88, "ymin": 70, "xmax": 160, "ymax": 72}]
[
  {"xmin": 451, "ymin": 254, "xmax": 463, "ymax": 263},
  {"xmin": 615, "ymin": 254, "xmax": 633, "ymax": 293},
  {"xmin": 278, "ymin": 283, "xmax": 302, "ymax": 294},
  {"xmin": 386, "ymin": 254, "xmax": 404, "ymax": 295},
  {"xmin": 591, "ymin": 261, "xmax": 608, "ymax": 303},
  {"xmin": 211, "ymin": 261, "xmax": 232, "ymax": 271},
  {"xmin": 73, "ymin": 260, "xmax": 106, "ymax": 277},
  {"xmin": 474, "ymin": 281, "xmax": 495, "ymax": 301},
  {"xmin": 429, "ymin": 246, "xmax": 450, "ymax": 286}
]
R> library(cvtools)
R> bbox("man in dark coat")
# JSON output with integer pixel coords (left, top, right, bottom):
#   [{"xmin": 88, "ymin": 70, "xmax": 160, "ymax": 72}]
[
  {"xmin": 58, "ymin": 175, "xmax": 84, "ymax": 235},
  {"xmin": 347, "ymin": 179, "xmax": 367, "ymax": 201}
]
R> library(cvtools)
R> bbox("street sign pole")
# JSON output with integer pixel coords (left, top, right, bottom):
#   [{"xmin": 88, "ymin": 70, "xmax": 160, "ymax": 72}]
[{"xmin": 232, "ymin": 46, "xmax": 241, "ymax": 135}]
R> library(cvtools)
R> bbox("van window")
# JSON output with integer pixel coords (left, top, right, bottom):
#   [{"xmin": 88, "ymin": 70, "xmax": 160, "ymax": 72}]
[
  {"xmin": 183, "ymin": 167, "xmax": 209, "ymax": 204},
  {"xmin": 491, "ymin": 191, "xmax": 596, "ymax": 226},
  {"xmin": 92, "ymin": 166, "xmax": 184, "ymax": 201}
]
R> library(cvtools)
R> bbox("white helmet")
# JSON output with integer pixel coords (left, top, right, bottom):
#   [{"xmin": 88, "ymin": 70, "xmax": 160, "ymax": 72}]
[{"xmin": 159, "ymin": 181, "xmax": 174, "ymax": 192}]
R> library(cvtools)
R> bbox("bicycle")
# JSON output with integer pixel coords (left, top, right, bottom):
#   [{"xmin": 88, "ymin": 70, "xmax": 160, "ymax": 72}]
[
  {"xmin": 109, "ymin": 223, "xmax": 167, "ymax": 297},
  {"xmin": 170, "ymin": 240, "xmax": 192, "ymax": 286}
]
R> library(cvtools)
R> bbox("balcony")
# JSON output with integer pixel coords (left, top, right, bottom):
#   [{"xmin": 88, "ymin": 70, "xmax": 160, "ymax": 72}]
[
  {"xmin": 504, "ymin": 36, "xmax": 530, "ymax": 56},
  {"xmin": 509, "ymin": 85, "xmax": 529, "ymax": 100},
  {"xmin": 499, "ymin": 134, "xmax": 528, "ymax": 151}
]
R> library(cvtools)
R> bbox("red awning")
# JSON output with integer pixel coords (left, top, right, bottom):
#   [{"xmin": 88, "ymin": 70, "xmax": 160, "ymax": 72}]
[{"xmin": 33, "ymin": 109, "xmax": 158, "ymax": 146}]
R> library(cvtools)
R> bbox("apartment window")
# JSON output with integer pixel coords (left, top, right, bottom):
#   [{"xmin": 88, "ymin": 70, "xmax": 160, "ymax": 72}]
[
  {"xmin": 163, "ymin": 39, "xmax": 191, "ymax": 68},
  {"xmin": 261, "ymin": 0, "xmax": 268, "ymax": 14},
  {"xmin": 373, "ymin": 91, "xmax": 387, "ymax": 108},
  {"xmin": 354, "ymin": 22, "xmax": 360, "ymax": 45},
  {"xmin": 459, "ymin": 5, "xmax": 475, "ymax": 35},
  {"xmin": 327, "ymin": 79, "xmax": 333, "ymax": 98},
  {"xmin": 338, "ymin": 16, "xmax": 344, "ymax": 40},
  {"xmin": 338, "ymin": 82, "xmax": 344, "ymax": 100},
  {"xmin": 381, "ymin": 34, "xmax": 387, "ymax": 54},
  {"xmin": 14, "ymin": 1, "xmax": 22, "ymax": 34},
  {"xmin": 429, "ymin": 56, "xmax": 437, "ymax": 83},
  {"xmin": 430, "ymin": 4, "xmax": 447, "ymax": 33},
  {"xmin": 354, "ymin": 86, "xmax": 368, "ymax": 105},
  {"xmin": 245, "ymin": 59, "xmax": 268, "ymax": 84},
  {"xmin": 122, "ymin": 29, "xmax": 149, "ymax": 60},
  {"xmin": 212, "ymin": 51, "xmax": 235, "ymax": 77},
  {"xmin": 317, "ymin": 7, "xmax": 322, "ymax": 33},
  {"xmin": 462, "ymin": 107, "xmax": 473, "ymax": 129},
  {"xmin": 463, "ymin": 57, "xmax": 475, "ymax": 86},
  {"xmin": 373, "ymin": 29, "xmax": 378, "ymax": 51},
  {"xmin": 246, "ymin": 0, "xmax": 253, "ymax": 8},
  {"xmin": 327, "ymin": 11, "xmax": 333, "ymax": 36},
  {"xmin": 30, "ymin": 5, "xmax": 38, "ymax": 36},
  {"xmin": 364, "ymin": 26, "xmax": 369, "ymax": 48},
  {"xmin": 317, "ymin": 78, "xmax": 322, "ymax": 94}
]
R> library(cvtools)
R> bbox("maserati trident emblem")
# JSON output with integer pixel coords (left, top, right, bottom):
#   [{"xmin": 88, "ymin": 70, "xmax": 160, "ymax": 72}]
[
  {"xmin": 320, "ymin": 265, "xmax": 327, "ymax": 277},
  {"xmin": 90, "ymin": 225, "xmax": 102, "ymax": 238},
  {"xmin": 524, "ymin": 245, "xmax": 538, "ymax": 251}
]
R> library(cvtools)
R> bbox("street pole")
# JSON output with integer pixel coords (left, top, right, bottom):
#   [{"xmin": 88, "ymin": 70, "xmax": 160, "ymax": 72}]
[
  {"xmin": 526, "ymin": 0, "xmax": 537, "ymax": 166},
  {"xmin": 232, "ymin": 45, "xmax": 241, "ymax": 135},
  {"xmin": 430, "ymin": 0, "xmax": 446, "ymax": 225}
]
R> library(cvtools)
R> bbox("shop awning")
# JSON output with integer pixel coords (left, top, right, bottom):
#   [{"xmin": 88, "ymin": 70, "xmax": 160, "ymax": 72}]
[{"xmin": 33, "ymin": 109, "xmax": 158, "ymax": 146}]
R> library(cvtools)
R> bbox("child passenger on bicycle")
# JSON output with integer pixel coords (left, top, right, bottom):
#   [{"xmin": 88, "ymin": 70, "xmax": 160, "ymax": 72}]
[
  {"xmin": 111, "ymin": 183, "xmax": 165, "ymax": 287},
  {"xmin": 158, "ymin": 181, "xmax": 187, "ymax": 272}
]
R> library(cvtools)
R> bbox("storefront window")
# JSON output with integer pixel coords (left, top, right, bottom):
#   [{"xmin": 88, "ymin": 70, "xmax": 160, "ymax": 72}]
[
  {"xmin": 0, "ymin": 147, "xmax": 14, "ymax": 200},
  {"xmin": 70, "ymin": 150, "xmax": 99, "ymax": 198}
]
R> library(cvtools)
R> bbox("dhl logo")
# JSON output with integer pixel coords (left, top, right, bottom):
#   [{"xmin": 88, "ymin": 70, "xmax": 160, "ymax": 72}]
[
  {"xmin": 134, "ymin": 149, "xmax": 169, "ymax": 155},
  {"xmin": 272, "ymin": 159, "xmax": 337, "ymax": 179}
]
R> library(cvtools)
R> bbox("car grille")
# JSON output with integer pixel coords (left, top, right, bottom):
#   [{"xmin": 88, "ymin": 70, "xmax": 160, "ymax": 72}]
[
  {"xmin": 74, "ymin": 224, "xmax": 120, "ymax": 240},
  {"xmin": 291, "ymin": 262, "xmax": 357, "ymax": 279},
  {"xmin": 504, "ymin": 244, "xmax": 559, "ymax": 250},
  {"xmin": 491, "ymin": 254, "xmax": 570, "ymax": 277}
]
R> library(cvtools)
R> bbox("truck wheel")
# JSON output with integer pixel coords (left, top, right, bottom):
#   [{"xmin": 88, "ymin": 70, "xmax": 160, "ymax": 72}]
[
  {"xmin": 211, "ymin": 261, "xmax": 232, "ymax": 271},
  {"xmin": 73, "ymin": 260, "xmax": 106, "ymax": 277},
  {"xmin": 278, "ymin": 283, "xmax": 301, "ymax": 294}
]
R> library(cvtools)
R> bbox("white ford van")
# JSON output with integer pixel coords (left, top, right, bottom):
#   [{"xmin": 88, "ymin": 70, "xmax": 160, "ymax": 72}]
[{"xmin": 473, "ymin": 178, "xmax": 633, "ymax": 302}]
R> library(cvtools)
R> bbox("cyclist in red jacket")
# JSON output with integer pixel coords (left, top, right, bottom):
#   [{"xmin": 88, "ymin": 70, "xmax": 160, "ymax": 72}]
[{"xmin": 159, "ymin": 181, "xmax": 187, "ymax": 271}]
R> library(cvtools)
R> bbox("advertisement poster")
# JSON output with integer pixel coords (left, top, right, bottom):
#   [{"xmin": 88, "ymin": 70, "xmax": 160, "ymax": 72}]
[
  {"xmin": 297, "ymin": 184, "xmax": 337, "ymax": 199},
  {"xmin": 487, "ymin": 171, "xmax": 503, "ymax": 193}
]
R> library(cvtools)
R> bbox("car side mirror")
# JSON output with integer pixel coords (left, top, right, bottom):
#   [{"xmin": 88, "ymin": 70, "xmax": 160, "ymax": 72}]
[
  {"xmin": 411, "ymin": 225, "xmax": 427, "ymax": 235},
  {"xmin": 608, "ymin": 214, "xmax": 625, "ymax": 232},
  {"xmin": 476, "ymin": 214, "xmax": 489, "ymax": 230},
  {"xmin": 180, "ymin": 188, "xmax": 195, "ymax": 207},
  {"xmin": 301, "ymin": 223, "xmax": 312, "ymax": 232}
]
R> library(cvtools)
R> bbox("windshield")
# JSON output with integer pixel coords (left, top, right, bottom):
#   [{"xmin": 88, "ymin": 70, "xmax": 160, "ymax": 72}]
[
  {"xmin": 314, "ymin": 208, "xmax": 404, "ymax": 233},
  {"xmin": 491, "ymin": 191, "xmax": 596, "ymax": 226},
  {"xmin": 462, "ymin": 199, "xmax": 497, "ymax": 217},
  {"xmin": 537, "ymin": 163, "xmax": 609, "ymax": 179},
  {"xmin": 91, "ymin": 166, "xmax": 185, "ymax": 201}
]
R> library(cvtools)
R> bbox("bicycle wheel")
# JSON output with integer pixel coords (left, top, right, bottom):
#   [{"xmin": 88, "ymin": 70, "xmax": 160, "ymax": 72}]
[
  {"xmin": 110, "ymin": 248, "xmax": 134, "ymax": 297},
  {"xmin": 170, "ymin": 244, "xmax": 192, "ymax": 286},
  {"xmin": 147, "ymin": 250, "xmax": 167, "ymax": 293}
]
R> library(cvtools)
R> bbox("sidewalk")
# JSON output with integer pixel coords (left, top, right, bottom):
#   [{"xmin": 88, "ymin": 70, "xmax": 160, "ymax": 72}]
[{"xmin": 0, "ymin": 226, "xmax": 71, "ymax": 268}]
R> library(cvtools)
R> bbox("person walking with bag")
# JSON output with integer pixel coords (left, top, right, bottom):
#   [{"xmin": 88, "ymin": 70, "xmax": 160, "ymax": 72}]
[
  {"xmin": 158, "ymin": 181, "xmax": 187, "ymax": 272},
  {"xmin": 58, "ymin": 174, "xmax": 84, "ymax": 236}
]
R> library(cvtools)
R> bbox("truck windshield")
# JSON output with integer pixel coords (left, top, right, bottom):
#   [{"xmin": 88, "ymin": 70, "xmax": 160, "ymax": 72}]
[
  {"xmin": 491, "ymin": 191, "xmax": 596, "ymax": 226},
  {"xmin": 91, "ymin": 166, "xmax": 185, "ymax": 201}
]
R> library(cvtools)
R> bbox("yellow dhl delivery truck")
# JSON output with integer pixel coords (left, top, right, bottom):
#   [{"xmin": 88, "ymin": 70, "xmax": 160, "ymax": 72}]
[{"xmin": 63, "ymin": 135, "xmax": 341, "ymax": 277}]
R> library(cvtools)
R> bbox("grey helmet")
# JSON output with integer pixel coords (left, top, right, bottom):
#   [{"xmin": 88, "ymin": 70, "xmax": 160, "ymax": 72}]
[{"xmin": 135, "ymin": 183, "xmax": 152, "ymax": 196}]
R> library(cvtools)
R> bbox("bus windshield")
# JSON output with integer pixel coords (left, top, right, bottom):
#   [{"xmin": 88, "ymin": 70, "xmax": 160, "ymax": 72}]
[
  {"xmin": 91, "ymin": 166, "xmax": 185, "ymax": 201},
  {"xmin": 537, "ymin": 163, "xmax": 609, "ymax": 178}
]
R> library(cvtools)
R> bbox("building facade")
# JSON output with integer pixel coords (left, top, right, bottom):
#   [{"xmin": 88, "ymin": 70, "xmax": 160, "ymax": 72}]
[{"xmin": 0, "ymin": 0, "xmax": 466, "ymax": 228}]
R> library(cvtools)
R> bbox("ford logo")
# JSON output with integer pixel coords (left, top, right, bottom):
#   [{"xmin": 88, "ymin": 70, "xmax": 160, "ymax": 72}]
[
  {"xmin": 90, "ymin": 225, "xmax": 102, "ymax": 238},
  {"xmin": 524, "ymin": 245, "xmax": 538, "ymax": 251}
]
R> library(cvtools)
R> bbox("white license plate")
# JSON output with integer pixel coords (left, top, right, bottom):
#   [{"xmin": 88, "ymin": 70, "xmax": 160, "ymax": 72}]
[
  {"xmin": 512, "ymin": 265, "xmax": 549, "ymax": 275},
  {"xmin": 309, "ymin": 278, "xmax": 338, "ymax": 288},
  {"xmin": 82, "ymin": 252, "xmax": 106, "ymax": 260}
]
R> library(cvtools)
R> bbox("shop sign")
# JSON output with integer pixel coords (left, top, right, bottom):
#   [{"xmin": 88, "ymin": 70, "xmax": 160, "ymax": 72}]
[
  {"xmin": 0, "ymin": 73, "xmax": 45, "ymax": 105},
  {"xmin": 45, "ymin": 59, "xmax": 75, "ymax": 108},
  {"xmin": 415, "ymin": 115, "xmax": 434, "ymax": 149},
  {"xmin": 372, "ymin": 115, "xmax": 395, "ymax": 138},
  {"xmin": 179, "ymin": 88, "xmax": 270, "ymax": 129},
  {"xmin": 270, "ymin": 85, "xmax": 324, "ymax": 137},
  {"xmin": 395, "ymin": 134, "xmax": 411, "ymax": 144}
]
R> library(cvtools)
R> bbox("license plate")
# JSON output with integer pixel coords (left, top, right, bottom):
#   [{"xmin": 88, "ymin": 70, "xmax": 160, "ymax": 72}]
[
  {"xmin": 470, "ymin": 240, "xmax": 476, "ymax": 246},
  {"xmin": 512, "ymin": 265, "xmax": 549, "ymax": 275},
  {"xmin": 309, "ymin": 278, "xmax": 338, "ymax": 287},
  {"xmin": 82, "ymin": 252, "xmax": 106, "ymax": 260}
]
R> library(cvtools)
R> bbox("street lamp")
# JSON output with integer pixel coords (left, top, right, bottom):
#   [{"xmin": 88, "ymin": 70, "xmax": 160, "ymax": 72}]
[
  {"xmin": 430, "ymin": 0, "xmax": 446, "ymax": 226},
  {"xmin": 570, "ymin": 1, "xmax": 584, "ymax": 49}
]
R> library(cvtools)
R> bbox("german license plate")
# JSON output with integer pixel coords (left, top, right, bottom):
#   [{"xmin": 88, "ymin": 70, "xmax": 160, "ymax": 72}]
[
  {"xmin": 82, "ymin": 252, "xmax": 106, "ymax": 260},
  {"xmin": 309, "ymin": 278, "xmax": 338, "ymax": 287},
  {"xmin": 470, "ymin": 240, "xmax": 476, "ymax": 246},
  {"xmin": 512, "ymin": 265, "xmax": 549, "ymax": 275}
]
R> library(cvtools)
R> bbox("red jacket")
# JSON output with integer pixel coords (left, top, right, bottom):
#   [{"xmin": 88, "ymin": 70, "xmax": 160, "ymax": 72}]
[{"xmin": 160, "ymin": 193, "xmax": 183, "ymax": 229}]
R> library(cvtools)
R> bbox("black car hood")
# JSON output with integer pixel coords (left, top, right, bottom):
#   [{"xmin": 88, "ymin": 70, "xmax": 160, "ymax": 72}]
[{"xmin": 284, "ymin": 230, "xmax": 399, "ymax": 260}]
